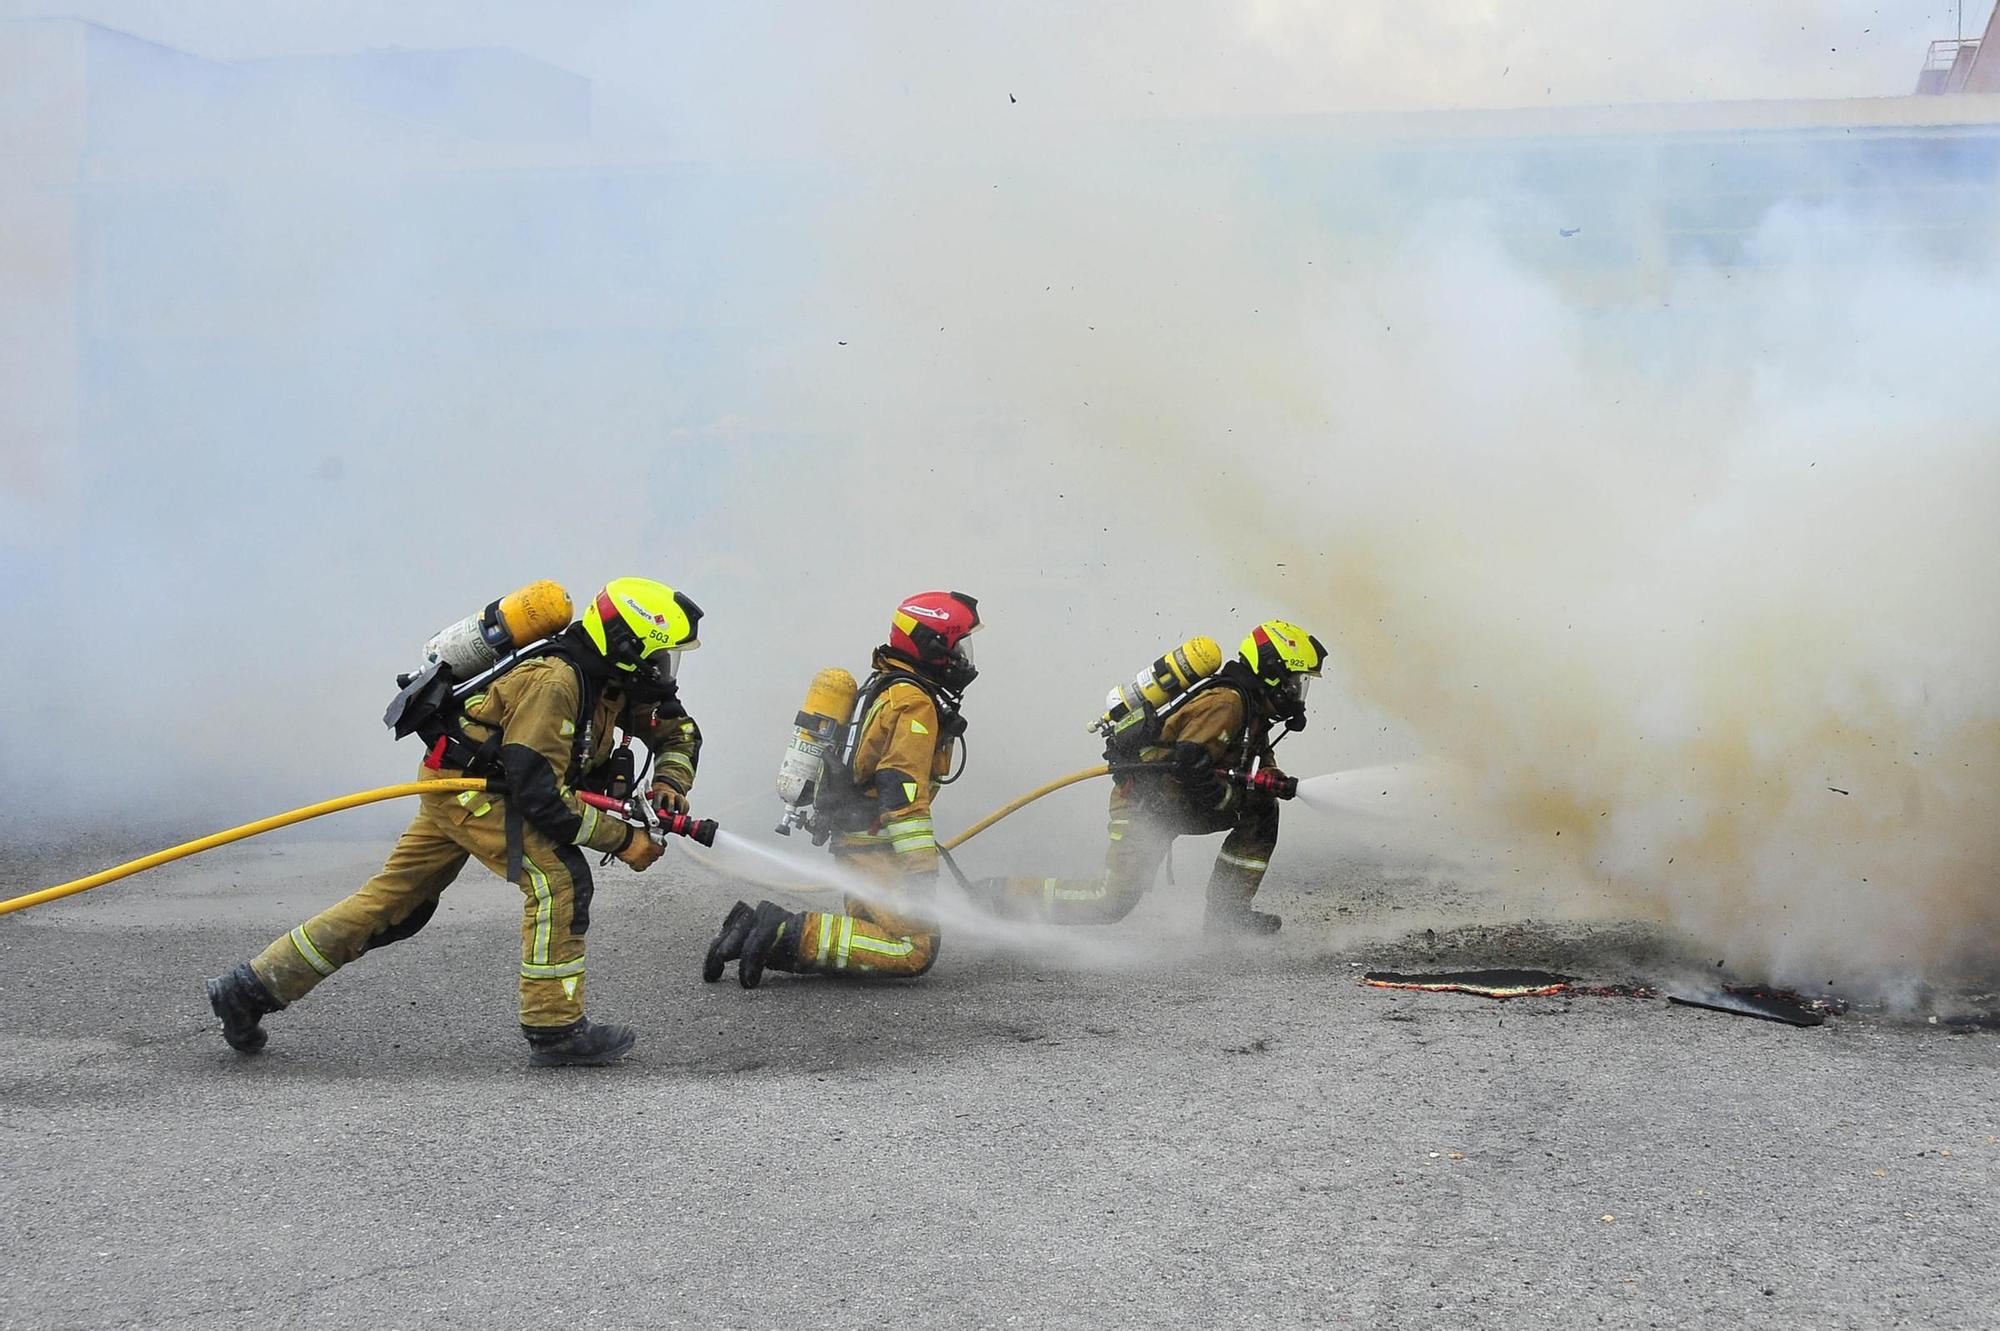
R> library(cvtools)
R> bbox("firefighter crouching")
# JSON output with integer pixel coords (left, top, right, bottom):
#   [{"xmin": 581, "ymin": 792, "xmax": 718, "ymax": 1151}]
[
  {"xmin": 706, "ymin": 591, "xmax": 981, "ymax": 987},
  {"xmin": 973, "ymin": 620, "xmax": 1325, "ymax": 935},
  {"xmin": 205, "ymin": 578, "xmax": 705, "ymax": 1067}
]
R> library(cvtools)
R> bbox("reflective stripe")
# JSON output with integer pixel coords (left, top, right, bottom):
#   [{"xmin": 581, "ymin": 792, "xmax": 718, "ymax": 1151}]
[
  {"xmin": 813, "ymin": 913, "xmax": 832, "ymax": 966},
  {"xmin": 1042, "ymin": 876, "xmax": 1059, "ymax": 908},
  {"xmin": 848, "ymin": 932, "xmax": 915, "ymax": 959},
  {"xmin": 521, "ymin": 957, "xmax": 586, "ymax": 979},
  {"xmin": 883, "ymin": 815, "xmax": 935, "ymax": 854},
  {"xmin": 524, "ymin": 855, "xmax": 553, "ymax": 965},
  {"xmin": 1107, "ymin": 817, "xmax": 1129, "ymax": 843},
  {"xmin": 1218, "ymin": 850, "xmax": 1269, "ymax": 871},
  {"xmin": 573, "ymin": 803, "xmax": 599, "ymax": 846},
  {"xmin": 289, "ymin": 926, "xmax": 335, "ymax": 976},
  {"xmin": 659, "ymin": 752, "xmax": 695, "ymax": 776},
  {"xmin": 836, "ymin": 916, "xmax": 854, "ymax": 969}
]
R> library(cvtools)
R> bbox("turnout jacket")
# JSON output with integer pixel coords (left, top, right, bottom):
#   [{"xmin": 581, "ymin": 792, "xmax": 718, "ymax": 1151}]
[
  {"xmin": 1139, "ymin": 667, "xmax": 1275, "ymax": 820},
  {"xmin": 434, "ymin": 656, "xmax": 702, "ymax": 855},
  {"xmin": 834, "ymin": 654, "xmax": 956, "ymax": 875}
]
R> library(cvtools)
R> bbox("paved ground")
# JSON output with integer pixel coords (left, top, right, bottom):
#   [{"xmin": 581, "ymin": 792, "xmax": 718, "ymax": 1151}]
[{"xmin": 1, "ymin": 831, "xmax": 1995, "ymax": 1330}]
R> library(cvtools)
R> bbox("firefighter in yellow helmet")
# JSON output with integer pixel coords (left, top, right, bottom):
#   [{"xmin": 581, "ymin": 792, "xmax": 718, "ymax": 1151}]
[
  {"xmin": 205, "ymin": 578, "xmax": 705, "ymax": 1066},
  {"xmin": 704, "ymin": 591, "xmax": 981, "ymax": 986},
  {"xmin": 975, "ymin": 620, "xmax": 1324, "ymax": 934}
]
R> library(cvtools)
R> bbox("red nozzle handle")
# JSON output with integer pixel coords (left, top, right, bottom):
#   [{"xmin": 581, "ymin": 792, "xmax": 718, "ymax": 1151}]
[
  {"xmin": 1225, "ymin": 768, "xmax": 1299, "ymax": 800},
  {"xmin": 574, "ymin": 791, "xmax": 719, "ymax": 844}
]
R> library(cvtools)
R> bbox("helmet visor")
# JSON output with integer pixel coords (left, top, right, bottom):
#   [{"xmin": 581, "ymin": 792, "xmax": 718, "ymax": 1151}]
[{"xmin": 637, "ymin": 649, "xmax": 681, "ymax": 692}]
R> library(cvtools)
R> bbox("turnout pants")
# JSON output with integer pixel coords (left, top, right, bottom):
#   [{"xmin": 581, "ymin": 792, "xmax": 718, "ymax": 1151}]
[
  {"xmin": 248, "ymin": 788, "xmax": 595, "ymax": 1031},
  {"xmin": 787, "ymin": 847, "xmax": 940, "ymax": 978},
  {"xmin": 983, "ymin": 784, "xmax": 1281, "ymax": 926}
]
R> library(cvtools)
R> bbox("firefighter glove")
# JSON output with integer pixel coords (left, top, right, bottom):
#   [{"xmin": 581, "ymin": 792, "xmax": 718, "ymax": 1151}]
[
  {"xmin": 1173, "ymin": 741, "xmax": 1226, "ymax": 809},
  {"xmin": 650, "ymin": 782, "xmax": 690, "ymax": 815},
  {"xmin": 615, "ymin": 826, "xmax": 665, "ymax": 871}
]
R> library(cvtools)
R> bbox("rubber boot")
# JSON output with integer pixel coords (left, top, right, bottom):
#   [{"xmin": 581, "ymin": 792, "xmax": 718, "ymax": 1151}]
[
  {"xmin": 206, "ymin": 962, "xmax": 285, "ymax": 1054},
  {"xmin": 739, "ymin": 901, "xmax": 803, "ymax": 990},
  {"xmin": 703, "ymin": 900, "xmax": 756, "ymax": 983},
  {"xmin": 1206, "ymin": 904, "xmax": 1283, "ymax": 936},
  {"xmin": 524, "ymin": 1017, "xmax": 637, "ymax": 1067}
]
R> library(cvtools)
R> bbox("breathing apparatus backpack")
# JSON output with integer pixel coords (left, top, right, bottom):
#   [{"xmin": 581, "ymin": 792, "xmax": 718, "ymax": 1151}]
[
  {"xmin": 1090, "ymin": 635, "xmax": 1225, "ymax": 764},
  {"xmin": 382, "ymin": 581, "xmax": 576, "ymax": 774},
  {"xmin": 774, "ymin": 662, "xmax": 965, "ymax": 843}
]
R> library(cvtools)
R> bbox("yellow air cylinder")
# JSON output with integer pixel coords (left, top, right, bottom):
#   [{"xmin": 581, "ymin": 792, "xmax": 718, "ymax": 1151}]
[
  {"xmin": 777, "ymin": 667, "xmax": 860, "ymax": 809},
  {"xmin": 495, "ymin": 580, "xmax": 573, "ymax": 646},
  {"xmin": 1091, "ymin": 634, "xmax": 1224, "ymax": 735},
  {"xmin": 423, "ymin": 580, "xmax": 574, "ymax": 675}
]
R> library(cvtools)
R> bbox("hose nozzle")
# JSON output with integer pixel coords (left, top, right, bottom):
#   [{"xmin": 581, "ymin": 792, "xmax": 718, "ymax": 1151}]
[
  {"xmin": 659, "ymin": 812, "xmax": 720, "ymax": 848},
  {"xmin": 1225, "ymin": 767, "xmax": 1298, "ymax": 800}
]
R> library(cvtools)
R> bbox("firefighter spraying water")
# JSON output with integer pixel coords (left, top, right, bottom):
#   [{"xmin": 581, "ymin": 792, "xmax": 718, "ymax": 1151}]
[
  {"xmin": 703, "ymin": 591, "xmax": 982, "ymax": 987},
  {"xmin": 205, "ymin": 577, "xmax": 717, "ymax": 1067},
  {"xmin": 972, "ymin": 620, "xmax": 1327, "ymax": 935}
]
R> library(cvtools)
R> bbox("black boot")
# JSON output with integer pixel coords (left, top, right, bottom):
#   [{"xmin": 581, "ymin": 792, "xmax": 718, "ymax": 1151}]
[
  {"xmin": 206, "ymin": 962, "xmax": 284, "ymax": 1054},
  {"xmin": 524, "ymin": 1017, "xmax": 637, "ymax": 1067},
  {"xmin": 1206, "ymin": 905, "xmax": 1283, "ymax": 936},
  {"xmin": 739, "ymin": 901, "xmax": 803, "ymax": 990},
  {"xmin": 703, "ymin": 900, "xmax": 757, "ymax": 983}
]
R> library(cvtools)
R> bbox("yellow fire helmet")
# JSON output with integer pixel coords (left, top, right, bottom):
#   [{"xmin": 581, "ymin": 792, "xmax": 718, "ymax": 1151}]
[
  {"xmin": 582, "ymin": 577, "xmax": 703, "ymax": 693},
  {"xmin": 1239, "ymin": 619, "xmax": 1326, "ymax": 688}
]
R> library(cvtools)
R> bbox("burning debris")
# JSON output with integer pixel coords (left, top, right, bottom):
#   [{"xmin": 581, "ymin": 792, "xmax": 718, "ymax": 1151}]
[
  {"xmin": 1665, "ymin": 985, "xmax": 1841, "ymax": 1027},
  {"xmin": 1362, "ymin": 969, "xmax": 1573, "ymax": 998}
]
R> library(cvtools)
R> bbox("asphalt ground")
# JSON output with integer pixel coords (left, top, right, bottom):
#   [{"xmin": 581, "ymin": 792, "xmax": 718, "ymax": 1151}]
[{"xmin": 1, "ymin": 832, "xmax": 1995, "ymax": 1331}]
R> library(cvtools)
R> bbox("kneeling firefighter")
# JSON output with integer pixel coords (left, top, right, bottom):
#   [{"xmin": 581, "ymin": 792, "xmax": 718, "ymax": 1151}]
[
  {"xmin": 205, "ymin": 578, "xmax": 707, "ymax": 1067},
  {"xmin": 973, "ymin": 620, "xmax": 1325, "ymax": 935},
  {"xmin": 705, "ymin": 590, "xmax": 980, "ymax": 987}
]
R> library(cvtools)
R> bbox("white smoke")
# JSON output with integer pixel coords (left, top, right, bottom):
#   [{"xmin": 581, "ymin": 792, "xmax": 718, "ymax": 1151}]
[{"xmin": 4, "ymin": 5, "xmax": 1996, "ymax": 995}]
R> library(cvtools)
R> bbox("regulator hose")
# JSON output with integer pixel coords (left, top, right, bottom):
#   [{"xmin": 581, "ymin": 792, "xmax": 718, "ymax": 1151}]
[{"xmin": 0, "ymin": 779, "xmax": 491, "ymax": 918}]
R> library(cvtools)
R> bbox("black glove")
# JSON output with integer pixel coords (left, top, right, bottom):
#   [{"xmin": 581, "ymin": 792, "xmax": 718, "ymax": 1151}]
[{"xmin": 1172, "ymin": 742, "xmax": 1226, "ymax": 809}]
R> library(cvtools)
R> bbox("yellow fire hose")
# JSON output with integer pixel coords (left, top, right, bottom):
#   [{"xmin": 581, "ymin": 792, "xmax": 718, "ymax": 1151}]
[
  {"xmin": 943, "ymin": 765, "xmax": 1108, "ymax": 851},
  {"xmin": 677, "ymin": 764, "xmax": 1113, "ymax": 897},
  {"xmin": 0, "ymin": 779, "xmax": 491, "ymax": 918},
  {"xmin": 0, "ymin": 766, "xmax": 1114, "ymax": 917}
]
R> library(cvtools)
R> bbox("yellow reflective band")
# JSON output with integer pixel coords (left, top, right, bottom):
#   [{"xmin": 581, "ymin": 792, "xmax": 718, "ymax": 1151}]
[
  {"xmin": 289, "ymin": 926, "xmax": 335, "ymax": 977},
  {"xmin": 524, "ymin": 856, "xmax": 553, "ymax": 965},
  {"xmin": 836, "ymin": 916, "xmax": 854, "ymax": 969},
  {"xmin": 1052, "ymin": 881, "xmax": 1107, "ymax": 902},
  {"xmin": 457, "ymin": 790, "xmax": 477, "ymax": 806},
  {"xmin": 561, "ymin": 976, "xmax": 580, "ymax": 1000},
  {"xmin": 573, "ymin": 804, "xmax": 599, "ymax": 845},
  {"xmin": 910, "ymin": 719, "xmax": 929, "ymax": 735},
  {"xmin": 521, "ymin": 957, "xmax": 586, "ymax": 979},
  {"xmin": 560, "ymin": 720, "xmax": 575, "ymax": 737},
  {"xmin": 660, "ymin": 752, "xmax": 695, "ymax": 774},
  {"xmin": 1041, "ymin": 877, "xmax": 1059, "ymax": 908},
  {"xmin": 813, "ymin": 913, "xmax": 832, "ymax": 966},
  {"xmin": 848, "ymin": 932, "xmax": 915, "ymax": 959},
  {"xmin": 1218, "ymin": 850, "xmax": 1269, "ymax": 871}
]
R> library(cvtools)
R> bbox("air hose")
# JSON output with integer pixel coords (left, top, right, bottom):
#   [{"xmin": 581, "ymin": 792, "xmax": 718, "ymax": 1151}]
[{"xmin": 0, "ymin": 779, "xmax": 491, "ymax": 918}]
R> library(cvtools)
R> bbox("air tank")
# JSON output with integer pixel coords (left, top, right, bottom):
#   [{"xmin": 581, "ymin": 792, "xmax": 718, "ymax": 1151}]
[
  {"xmin": 1090, "ymin": 635, "xmax": 1224, "ymax": 736},
  {"xmin": 422, "ymin": 580, "xmax": 574, "ymax": 676},
  {"xmin": 776, "ymin": 667, "xmax": 861, "ymax": 833}
]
